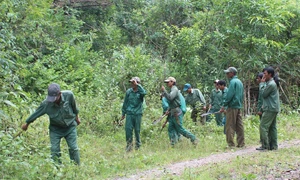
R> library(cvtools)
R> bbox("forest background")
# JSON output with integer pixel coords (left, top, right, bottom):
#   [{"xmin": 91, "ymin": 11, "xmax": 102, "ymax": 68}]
[{"xmin": 1, "ymin": 0, "xmax": 300, "ymax": 179}]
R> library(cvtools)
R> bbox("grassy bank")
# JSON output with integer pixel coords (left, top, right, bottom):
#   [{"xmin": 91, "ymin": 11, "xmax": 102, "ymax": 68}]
[{"xmin": 1, "ymin": 110, "xmax": 299, "ymax": 179}]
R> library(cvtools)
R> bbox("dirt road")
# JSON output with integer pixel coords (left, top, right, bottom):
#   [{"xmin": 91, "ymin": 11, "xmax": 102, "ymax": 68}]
[{"xmin": 114, "ymin": 139, "xmax": 300, "ymax": 180}]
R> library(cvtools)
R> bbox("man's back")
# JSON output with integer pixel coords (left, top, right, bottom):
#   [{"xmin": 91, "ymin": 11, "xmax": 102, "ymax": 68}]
[{"xmin": 224, "ymin": 76, "xmax": 243, "ymax": 109}]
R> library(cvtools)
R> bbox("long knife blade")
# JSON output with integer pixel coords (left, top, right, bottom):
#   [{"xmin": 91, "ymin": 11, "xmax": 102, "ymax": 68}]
[{"xmin": 152, "ymin": 114, "xmax": 167, "ymax": 124}]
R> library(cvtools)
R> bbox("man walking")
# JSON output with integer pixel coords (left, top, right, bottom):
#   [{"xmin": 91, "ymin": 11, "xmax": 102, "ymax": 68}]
[
  {"xmin": 161, "ymin": 90, "xmax": 186, "ymax": 145},
  {"xmin": 183, "ymin": 83, "xmax": 206, "ymax": 125},
  {"xmin": 220, "ymin": 67, "xmax": 244, "ymax": 148},
  {"xmin": 21, "ymin": 83, "xmax": 81, "ymax": 165},
  {"xmin": 121, "ymin": 77, "xmax": 146, "ymax": 152},
  {"xmin": 161, "ymin": 77, "xmax": 198, "ymax": 146},
  {"xmin": 256, "ymin": 67, "xmax": 280, "ymax": 151},
  {"xmin": 208, "ymin": 80, "xmax": 223, "ymax": 126}
]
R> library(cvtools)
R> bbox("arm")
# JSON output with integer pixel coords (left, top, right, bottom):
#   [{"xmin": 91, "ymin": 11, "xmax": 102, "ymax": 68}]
[
  {"xmin": 222, "ymin": 89, "xmax": 228, "ymax": 110},
  {"xmin": 70, "ymin": 92, "xmax": 79, "ymax": 115},
  {"xmin": 163, "ymin": 87, "xmax": 178, "ymax": 101},
  {"xmin": 70, "ymin": 92, "xmax": 80, "ymax": 125},
  {"xmin": 22, "ymin": 102, "xmax": 47, "ymax": 131},
  {"xmin": 121, "ymin": 90, "xmax": 129, "ymax": 119},
  {"xmin": 223, "ymin": 81, "xmax": 235, "ymax": 107},
  {"xmin": 256, "ymin": 92, "xmax": 263, "ymax": 114},
  {"xmin": 137, "ymin": 84, "xmax": 146, "ymax": 97},
  {"xmin": 261, "ymin": 82, "xmax": 276, "ymax": 98},
  {"xmin": 196, "ymin": 90, "xmax": 206, "ymax": 106}
]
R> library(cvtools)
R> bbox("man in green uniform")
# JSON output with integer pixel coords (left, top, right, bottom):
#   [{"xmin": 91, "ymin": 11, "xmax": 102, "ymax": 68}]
[
  {"xmin": 217, "ymin": 80, "xmax": 228, "ymax": 133},
  {"xmin": 161, "ymin": 77, "xmax": 198, "ymax": 146},
  {"xmin": 21, "ymin": 83, "xmax": 81, "ymax": 165},
  {"xmin": 256, "ymin": 67, "xmax": 280, "ymax": 151},
  {"xmin": 220, "ymin": 67, "xmax": 244, "ymax": 148},
  {"xmin": 256, "ymin": 72, "xmax": 264, "ymax": 143},
  {"xmin": 183, "ymin": 83, "xmax": 206, "ymax": 125},
  {"xmin": 207, "ymin": 80, "xmax": 223, "ymax": 126},
  {"xmin": 121, "ymin": 77, "xmax": 146, "ymax": 152},
  {"xmin": 161, "ymin": 90, "xmax": 186, "ymax": 145}
]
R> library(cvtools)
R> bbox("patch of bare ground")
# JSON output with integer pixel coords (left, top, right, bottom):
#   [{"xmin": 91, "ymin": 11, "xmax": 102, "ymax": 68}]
[{"xmin": 113, "ymin": 139, "xmax": 300, "ymax": 180}]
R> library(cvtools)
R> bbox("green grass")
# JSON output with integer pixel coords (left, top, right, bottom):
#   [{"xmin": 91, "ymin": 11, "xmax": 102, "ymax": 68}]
[{"xmin": 1, "ymin": 111, "xmax": 300, "ymax": 179}]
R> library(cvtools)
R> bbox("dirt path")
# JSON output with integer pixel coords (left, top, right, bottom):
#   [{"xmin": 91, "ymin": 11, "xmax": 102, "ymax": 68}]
[{"xmin": 114, "ymin": 139, "xmax": 300, "ymax": 180}]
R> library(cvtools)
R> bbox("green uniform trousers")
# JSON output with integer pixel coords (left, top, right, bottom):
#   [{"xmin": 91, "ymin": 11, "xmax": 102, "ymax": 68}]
[
  {"xmin": 125, "ymin": 114, "xmax": 142, "ymax": 150},
  {"xmin": 191, "ymin": 106, "xmax": 206, "ymax": 125},
  {"xmin": 49, "ymin": 125, "xmax": 80, "ymax": 165},
  {"xmin": 168, "ymin": 113, "xmax": 196, "ymax": 145},
  {"xmin": 260, "ymin": 111, "xmax": 278, "ymax": 150},
  {"xmin": 225, "ymin": 108, "xmax": 244, "ymax": 147}
]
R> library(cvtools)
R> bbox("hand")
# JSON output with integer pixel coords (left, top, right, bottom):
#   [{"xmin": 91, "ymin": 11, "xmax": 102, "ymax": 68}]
[
  {"xmin": 219, "ymin": 107, "xmax": 224, "ymax": 113},
  {"xmin": 161, "ymin": 85, "xmax": 165, "ymax": 92},
  {"xmin": 21, "ymin": 123, "xmax": 29, "ymax": 131},
  {"xmin": 121, "ymin": 115, "xmax": 125, "ymax": 120},
  {"xmin": 76, "ymin": 117, "xmax": 81, "ymax": 125},
  {"xmin": 261, "ymin": 75, "xmax": 266, "ymax": 82},
  {"xmin": 132, "ymin": 79, "xmax": 137, "ymax": 85}
]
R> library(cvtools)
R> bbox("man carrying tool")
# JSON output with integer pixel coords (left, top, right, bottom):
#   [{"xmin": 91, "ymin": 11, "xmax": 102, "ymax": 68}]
[
  {"xmin": 121, "ymin": 77, "xmax": 146, "ymax": 152},
  {"xmin": 160, "ymin": 90, "xmax": 186, "ymax": 145},
  {"xmin": 161, "ymin": 77, "xmax": 198, "ymax": 146},
  {"xmin": 256, "ymin": 67, "xmax": 280, "ymax": 151},
  {"xmin": 220, "ymin": 67, "xmax": 244, "ymax": 148},
  {"xmin": 183, "ymin": 83, "xmax": 206, "ymax": 125},
  {"xmin": 207, "ymin": 80, "xmax": 223, "ymax": 126},
  {"xmin": 21, "ymin": 83, "xmax": 81, "ymax": 165}
]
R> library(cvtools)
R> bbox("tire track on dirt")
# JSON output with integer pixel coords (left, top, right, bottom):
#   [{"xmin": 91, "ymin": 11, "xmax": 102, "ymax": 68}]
[{"xmin": 114, "ymin": 139, "xmax": 300, "ymax": 180}]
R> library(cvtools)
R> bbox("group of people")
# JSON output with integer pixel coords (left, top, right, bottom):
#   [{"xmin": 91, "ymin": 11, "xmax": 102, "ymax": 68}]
[
  {"xmin": 121, "ymin": 66, "xmax": 246, "ymax": 150},
  {"xmin": 20, "ymin": 66, "xmax": 280, "ymax": 165}
]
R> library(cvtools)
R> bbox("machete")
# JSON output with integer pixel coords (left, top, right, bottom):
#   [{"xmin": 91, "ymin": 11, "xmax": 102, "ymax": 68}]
[
  {"xmin": 200, "ymin": 111, "xmax": 221, "ymax": 117},
  {"xmin": 152, "ymin": 113, "xmax": 167, "ymax": 124}
]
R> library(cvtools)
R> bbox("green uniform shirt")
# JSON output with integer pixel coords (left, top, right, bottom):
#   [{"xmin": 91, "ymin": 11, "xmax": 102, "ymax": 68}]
[
  {"xmin": 185, "ymin": 89, "xmax": 206, "ymax": 108},
  {"xmin": 25, "ymin": 90, "xmax": 79, "ymax": 127},
  {"xmin": 209, "ymin": 88, "xmax": 222, "ymax": 109},
  {"xmin": 122, "ymin": 84, "xmax": 146, "ymax": 116},
  {"xmin": 260, "ymin": 78, "xmax": 280, "ymax": 112},
  {"xmin": 223, "ymin": 76, "xmax": 244, "ymax": 109},
  {"xmin": 162, "ymin": 86, "xmax": 181, "ymax": 110}
]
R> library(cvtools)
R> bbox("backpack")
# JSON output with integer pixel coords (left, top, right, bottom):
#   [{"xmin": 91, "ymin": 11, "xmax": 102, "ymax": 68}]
[{"xmin": 179, "ymin": 92, "xmax": 186, "ymax": 115}]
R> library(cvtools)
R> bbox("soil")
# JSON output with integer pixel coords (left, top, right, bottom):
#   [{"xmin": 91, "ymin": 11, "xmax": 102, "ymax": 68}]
[{"xmin": 114, "ymin": 140, "xmax": 300, "ymax": 180}]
